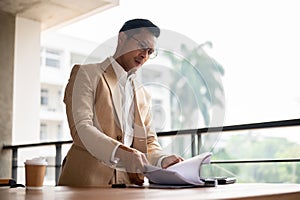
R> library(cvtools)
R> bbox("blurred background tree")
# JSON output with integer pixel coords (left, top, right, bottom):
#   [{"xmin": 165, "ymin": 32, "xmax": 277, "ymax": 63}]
[
  {"xmin": 159, "ymin": 42, "xmax": 225, "ymax": 154},
  {"xmin": 163, "ymin": 41, "xmax": 225, "ymax": 129}
]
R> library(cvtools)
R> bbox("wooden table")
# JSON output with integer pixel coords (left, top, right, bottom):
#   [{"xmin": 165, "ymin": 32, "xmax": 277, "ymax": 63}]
[{"xmin": 1, "ymin": 183, "xmax": 300, "ymax": 200}]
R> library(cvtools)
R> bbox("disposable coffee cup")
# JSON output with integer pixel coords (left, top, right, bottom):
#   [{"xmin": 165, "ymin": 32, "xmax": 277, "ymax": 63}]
[{"xmin": 24, "ymin": 157, "xmax": 47, "ymax": 190}]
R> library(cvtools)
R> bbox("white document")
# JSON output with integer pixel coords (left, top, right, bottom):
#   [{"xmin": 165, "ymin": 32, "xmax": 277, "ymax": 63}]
[{"xmin": 144, "ymin": 152, "xmax": 212, "ymax": 186}]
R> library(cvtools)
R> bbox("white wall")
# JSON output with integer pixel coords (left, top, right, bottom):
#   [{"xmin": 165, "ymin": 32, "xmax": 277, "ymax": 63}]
[{"xmin": 13, "ymin": 17, "xmax": 41, "ymax": 143}]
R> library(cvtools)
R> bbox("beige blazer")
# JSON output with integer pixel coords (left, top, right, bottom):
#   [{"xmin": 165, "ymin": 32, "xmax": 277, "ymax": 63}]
[{"xmin": 58, "ymin": 58, "xmax": 165, "ymax": 186}]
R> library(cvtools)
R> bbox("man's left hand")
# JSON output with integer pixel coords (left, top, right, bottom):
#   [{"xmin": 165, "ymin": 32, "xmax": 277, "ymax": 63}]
[{"xmin": 161, "ymin": 155, "xmax": 184, "ymax": 169}]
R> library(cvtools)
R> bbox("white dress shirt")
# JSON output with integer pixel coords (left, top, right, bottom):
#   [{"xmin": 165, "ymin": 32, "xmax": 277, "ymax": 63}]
[
  {"xmin": 109, "ymin": 57, "xmax": 136, "ymax": 164},
  {"xmin": 109, "ymin": 57, "xmax": 136, "ymax": 146},
  {"xmin": 109, "ymin": 57, "xmax": 165, "ymax": 167}
]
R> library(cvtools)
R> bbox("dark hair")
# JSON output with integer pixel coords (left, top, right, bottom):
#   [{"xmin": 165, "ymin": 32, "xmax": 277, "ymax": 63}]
[{"xmin": 119, "ymin": 18, "xmax": 160, "ymax": 38}]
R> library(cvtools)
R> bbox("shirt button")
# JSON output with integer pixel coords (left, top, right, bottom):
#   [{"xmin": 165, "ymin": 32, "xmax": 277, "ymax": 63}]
[{"xmin": 117, "ymin": 135, "xmax": 122, "ymax": 141}]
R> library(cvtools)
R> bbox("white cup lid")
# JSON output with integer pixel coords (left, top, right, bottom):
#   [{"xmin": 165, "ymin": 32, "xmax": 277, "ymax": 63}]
[{"xmin": 24, "ymin": 157, "xmax": 48, "ymax": 165}]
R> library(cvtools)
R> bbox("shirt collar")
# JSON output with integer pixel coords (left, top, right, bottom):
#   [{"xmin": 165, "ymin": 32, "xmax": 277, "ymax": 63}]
[
  {"xmin": 109, "ymin": 56, "xmax": 136, "ymax": 86},
  {"xmin": 109, "ymin": 56, "xmax": 127, "ymax": 86}
]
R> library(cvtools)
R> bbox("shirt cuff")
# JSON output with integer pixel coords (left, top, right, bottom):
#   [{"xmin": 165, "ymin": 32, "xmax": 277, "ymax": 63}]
[
  {"xmin": 110, "ymin": 143, "xmax": 121, "ymax": 165},
  {"xmin": 156, "ymin": 155, "xmax": 168, "ymax": 168}
]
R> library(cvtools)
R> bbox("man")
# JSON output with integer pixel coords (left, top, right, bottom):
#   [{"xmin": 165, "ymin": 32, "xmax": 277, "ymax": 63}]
[{"xmin": 58, "ymin": 19, "xmax": 183, "ymax": 186}]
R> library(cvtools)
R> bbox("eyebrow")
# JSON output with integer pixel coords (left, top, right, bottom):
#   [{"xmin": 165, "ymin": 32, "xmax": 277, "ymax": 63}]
[{"xmin": 132, "ymin": 36, "xmax": 155, "ymax": 48}]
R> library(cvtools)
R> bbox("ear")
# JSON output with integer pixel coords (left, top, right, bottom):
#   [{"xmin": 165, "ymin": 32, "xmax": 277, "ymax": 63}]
[{"xmin": 118, "ymin": 32, "xmax": 128, "ymax": 45}]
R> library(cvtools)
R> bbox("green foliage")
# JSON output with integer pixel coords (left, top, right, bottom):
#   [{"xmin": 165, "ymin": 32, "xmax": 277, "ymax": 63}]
[
  {"xmin": 162, "ymin": 42, "xmax": 224, "ymax": 128},
  {"xmin": 211, "ymin": 132, "xmax": 300, "ymax": 183}
]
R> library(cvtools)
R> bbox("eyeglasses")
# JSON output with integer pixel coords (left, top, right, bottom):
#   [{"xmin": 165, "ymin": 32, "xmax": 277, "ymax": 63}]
[{"xmin": 131, "ymin": 36, "xmax": 158, "ymax": 59}]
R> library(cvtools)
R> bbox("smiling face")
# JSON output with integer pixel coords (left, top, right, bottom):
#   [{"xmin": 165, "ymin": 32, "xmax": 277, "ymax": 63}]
[{"xmin": 114, "ymin": 28, "xmax": 157, "ymax": 72}]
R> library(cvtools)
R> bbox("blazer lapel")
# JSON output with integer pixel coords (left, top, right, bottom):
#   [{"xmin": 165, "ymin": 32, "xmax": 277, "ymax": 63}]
[
  {"xmin": 103, "ymin": 63, "xmax": 123, "ymax": 130},
  {"xmin": 132, "ymin": 79, "xmax": 147, "ymax": 152}
]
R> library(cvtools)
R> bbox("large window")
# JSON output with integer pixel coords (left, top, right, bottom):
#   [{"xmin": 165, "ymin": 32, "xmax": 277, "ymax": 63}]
[
  {"xmin": 41, "ymin": 89, "xmax": 48, "ymax": 106},
  {"xmin": 40, "ymin": 123, "xmax": 47, "ymax": 141},
  {"xmin": 57, "ymin": 124, "xmax": 62, "ymax": 140},
  {"xmin": 40, "ymin": 47, "xmax": 63, "ymax": 68}
]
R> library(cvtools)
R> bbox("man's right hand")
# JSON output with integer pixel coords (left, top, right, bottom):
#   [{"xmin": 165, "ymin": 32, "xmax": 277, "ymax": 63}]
[{"xmin": 115, "ymin": 145, "xmax": 149, "ymax": 185}]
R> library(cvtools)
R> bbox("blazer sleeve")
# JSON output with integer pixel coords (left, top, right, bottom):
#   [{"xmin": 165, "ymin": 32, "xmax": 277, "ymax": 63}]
[
  {"xmin": 140, "ymin": 88, "xmax": 168, "ymax": 166},
  {"xmin": 66, "ymin": 64, "xmax": 121, "ymax": 166}
]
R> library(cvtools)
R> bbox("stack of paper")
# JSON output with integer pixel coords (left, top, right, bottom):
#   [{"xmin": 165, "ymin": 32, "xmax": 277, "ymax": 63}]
[{"xmin": 144, "ymin": 152, "xmax": 212, "ymax": 186}]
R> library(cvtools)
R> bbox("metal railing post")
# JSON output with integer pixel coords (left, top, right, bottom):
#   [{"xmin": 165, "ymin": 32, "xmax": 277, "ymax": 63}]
[
  {"xmin": 55, "ymin": 144, "xmax": 62, "ymax": 185},
  {"xmin": 197, "ymin": 132, "xmax": 202, "ymax": 155},
  {"xmin": 191, "ymin": 133, "xmax": 196, "ymax": 157},
  {"xmin": 12, "ymin": 148, "xmax": 18, "ymax": 181}
]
